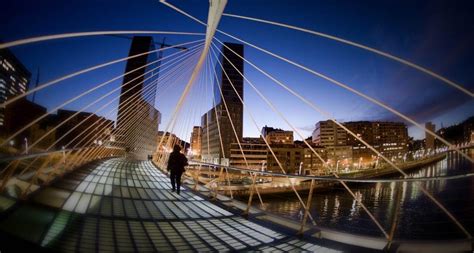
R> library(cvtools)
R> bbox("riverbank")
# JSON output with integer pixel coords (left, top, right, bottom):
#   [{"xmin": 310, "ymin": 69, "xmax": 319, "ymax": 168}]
[
  {"xmin": 340, "ymin": 153, "xmax": 447, "ymax": 179},
  {"xmin": 210, "ymin": 153, "xmax": 447, "ymax": 196}
]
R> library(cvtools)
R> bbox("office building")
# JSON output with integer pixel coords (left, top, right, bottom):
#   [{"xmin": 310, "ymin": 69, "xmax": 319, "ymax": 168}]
[
  {"xmin": 3, "ymin": 98, "xmax": 49, "ymax": 151},
  {"xmin": 52, "ymin": 109, "xmax": 114, "ymax": 149},
  {"xmin": 229, "ymin": 137, "xmax": 267, "ymax": 170},
  {"xmin": 312, "ymin": 120, "xmax": 347, "ymax": 147},
  {"xmin": 425, "ymin": 122, "xmax": 435, "ymax": 150},
  {"xmin": 201, "ymin": 42, "xmax": 244, "ymax": 164},
  {"xmin": 116, "ymin": 36, "xmax": 160, "ymax": 160},
  {"xmin": 0, "ymin": 49, "xmax": 30, "ymax": 130},
  {"xmin": 344, "ymin": 121, "xmax": 408, "ymax": 159},
  {"xmin": 156, "ymin": 131, "xmax": 186, "ymax": 153},
  {"xmin": 190, "ymin": 126, "xmax": 202, "ymax": 158},
  {"xmin": 261, "ymin": 126, "xmax": 293, "ymax": 144}
]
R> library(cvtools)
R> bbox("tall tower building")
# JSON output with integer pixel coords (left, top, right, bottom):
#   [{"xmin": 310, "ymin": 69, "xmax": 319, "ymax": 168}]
[
  {"xmin": 425, "ymin": 122, "xmax": 436, "ymax": 150},
  {"xmin": 0, "ymin": 49, "xmax": 31, "ymax": 130},
  {"xmin": 190, "ymin": 126, "xmax": 202, "ymax": 158},
  {"xmin": 201, "ymin": 43, "xmax": 244, "ymax": 164},
  {"xmin": 116, "ymin": 36, "xmax": 160, "ymax": 160}
]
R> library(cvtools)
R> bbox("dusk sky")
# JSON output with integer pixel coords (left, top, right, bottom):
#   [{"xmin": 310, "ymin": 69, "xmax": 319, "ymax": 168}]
[{"xmin": 2, "ymin": 0, "xmax": 473, "ymax": 141}]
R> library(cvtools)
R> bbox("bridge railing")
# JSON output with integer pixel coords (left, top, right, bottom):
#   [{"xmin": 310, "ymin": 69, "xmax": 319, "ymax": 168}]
[
  {"xmin": 0, "ymin": 146, "xmax": 125, "ymax": 198},
  {"xmin": 177, "ymin": 158, "xmax": 474, "ymax": 249}
]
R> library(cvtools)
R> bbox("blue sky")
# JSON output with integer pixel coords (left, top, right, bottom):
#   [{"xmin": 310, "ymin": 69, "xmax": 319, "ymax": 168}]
[{"xmin": 2, "ymin": 0, "xmax": 473, "ymax": 141}]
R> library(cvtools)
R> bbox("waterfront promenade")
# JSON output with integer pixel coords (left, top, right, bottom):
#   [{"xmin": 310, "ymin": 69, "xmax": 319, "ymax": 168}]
[{"xmin": 186, "ymin": 153, "xmax": 448, "ymax": 196}]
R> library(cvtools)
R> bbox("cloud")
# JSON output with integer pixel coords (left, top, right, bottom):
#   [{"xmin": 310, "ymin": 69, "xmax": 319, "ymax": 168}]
[{"xmin": 367, "ymin": 89, "xmax": 472, "ymax": 123}]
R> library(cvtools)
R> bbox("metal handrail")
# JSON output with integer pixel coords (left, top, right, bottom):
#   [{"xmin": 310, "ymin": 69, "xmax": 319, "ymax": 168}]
[
  {"xmin": 0, "ymin": 146, "xmax": 125, "ymax": 163},
  {"xmin": 188, "ymin": 160, "xmax": 474, "ymax": 183}
]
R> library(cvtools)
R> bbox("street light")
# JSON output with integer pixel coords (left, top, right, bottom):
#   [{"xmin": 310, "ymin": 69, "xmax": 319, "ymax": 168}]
[{"xmin": 24, "ymin": 137, "xmax": 28, "ymax": 154}]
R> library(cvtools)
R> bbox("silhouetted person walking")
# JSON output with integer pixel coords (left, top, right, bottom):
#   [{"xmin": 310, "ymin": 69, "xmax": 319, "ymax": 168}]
[{"xmin": 167, "ymin": 145, "xmax": 188, "ymax": 194}]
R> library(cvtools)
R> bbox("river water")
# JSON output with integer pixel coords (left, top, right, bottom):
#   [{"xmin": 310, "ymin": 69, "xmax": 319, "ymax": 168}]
[{"xmin": 260, "ymin": 149, "xmax": 474, "ymax": 240}]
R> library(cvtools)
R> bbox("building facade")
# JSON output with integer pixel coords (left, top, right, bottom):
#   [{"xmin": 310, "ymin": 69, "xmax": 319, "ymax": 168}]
[
  {"xmin": 300, "ymin": 143, "xmax": 326, "ymax": 175},
  {"xmin": 201, "ymin": 43, "xmax": 244, "ymax": 164},
  {"xmin": 425, "ymin": 122, "xmax": 435, "ymax": 150},
  {"xmin": 312, "ymin": 120, "xmax": 347, "ymax": 147},
  {"xmin": 52, "ymin": 109, "xmax": 114, "ymax": 149},
  {"xmin": 190, "ymin": 126, "xmax": 202, "ymax": 158},
  {"xmin": 116, "ymin": 36, "xmax": 160, "ymax": 160},
  {"xmin": 345, "ymin": 121, "xmax": 408, "ymax": 160},
  {"xmin": 265, "ymin": 144, "xmax": 303, "ymax": 174},
  {"xmin": 156, "ymin": 131, "xmax": 184, "ymax": 153},
  {"xmin": 0, "ymin": 49, "xmax": 30, "ymax": 130},
  {"xmin": 229, "ymin": 137, "xmax": 267, "ymax": 170},
  {"xmin": 325, "ymin": 145, "xmax": 353, "ymax": 170},
  {"xmin": 261, "ymin": 126, "xmax": 293, "ymax": 144}
]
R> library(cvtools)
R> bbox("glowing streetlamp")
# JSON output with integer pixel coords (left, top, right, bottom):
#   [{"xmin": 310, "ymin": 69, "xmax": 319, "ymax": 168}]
[{"xmin": 24, "ymin": 137, "xmax": 28, "ymax": 154}]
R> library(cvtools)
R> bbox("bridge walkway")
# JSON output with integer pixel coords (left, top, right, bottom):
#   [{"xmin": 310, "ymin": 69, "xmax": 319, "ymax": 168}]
[{"xmin": 0, "ymin": 158, "xmax": 375, "ymax": 252}]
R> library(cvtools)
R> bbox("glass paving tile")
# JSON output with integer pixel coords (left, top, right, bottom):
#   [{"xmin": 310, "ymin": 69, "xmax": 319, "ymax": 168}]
[
  {"xmin": 63, "ymin": 192, "xmax": 81, "ymax": 212},
  {"xmin": 41, "ymin": 211, "xmax": 72, "ymax": 247},
  {"xmin": 121, "ymin": 186, "xmax": 131, "ymax": 198},
  {"xmin": 143, "ymin": 201, "xmax": 162, "ymax": 219},
  {"xmin": 158, "ymin": 222, "xmax": 193, "ymax": 251},
  {"xmin": 171, "ymin": 222, "xmax": 211, "ymax": 251},
  {"xmin": 154, "ymin": 201, "xmax": 175, "ymax": 219},
  {"xmin": 134, "ymin": 200, "xmax": 151, "ymax": 219},
  {"xmin": 85, "ymin": 182, "xmax": 97, "ymax": 193},
  {"xmin": 196, "ymin": 220, "xmax": 246, "ymax": 250},
  {"xmin": 113, "ymin": 198, "xmax": 124, "ymax": 217},
  {"xmin": 75, "ymin": 181, "xmax": 89, "ymax": 193},
  {"xmin": 210, "ymin": 219, "xmax": 260, "ymax": 246},
  {"xmin": 182, "ymin": 202, "xmax": 212, "ymax": 218},
  {"xmin": 94, "ymin": 183, "xmax": 104, "ymax": 195},
  {"xmin": 87, "ymin": 195, "xmax": 102, "ymax": 214},
  {"xmin": 183, "ymin": 220, "xmax": 229, "ymax": 251},
  {"xmin": 129, "ymin": 221, "xmax": 154, "ymax": 252},
  {"xmin": 174, "ymin": 202, "xmax": 199, "ymax": 219},
  {"xmin": 202, "ymin": 201, "xmax": 233, "ymax": 216},
  {"xmin": 114, "ymin": 220, "xmax": 135, "ymax": 252},
  {"xmin": 74, "ymin": 193, "xmax": 91, "ymax": 214},
  {"xmin": 220, "ymin": 218, "xmax": 274, "ymax": 243},
  {"xmin": 137, "ymin": 188, "xmax": 148, "ymax": 199},
  {"xmin": 129, "ymin": 187, "xmax": 140, "ymax": 199},
  {"xmin": 79, "ymin": 217, "xmax": 97, "ymax": 252},
  {"xmin": 0, "ymin": 159, "xmax": 347, "ymax": 252},
  {"xmin": 164, "ymin": 202, "xmax": 187, "ymax": 219},
  {"xmin": 143, "ymin": 221, "xmax": 173, "ymax": 250},
  {"xmin": 123, "ymin": 199, "xmax": 138, "ymax": 218}
]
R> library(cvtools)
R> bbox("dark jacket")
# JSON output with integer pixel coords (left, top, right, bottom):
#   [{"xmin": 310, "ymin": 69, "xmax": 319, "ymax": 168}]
[{"xmin": 167, "ymin": 151, "xmax": 188, "ymax": 173}]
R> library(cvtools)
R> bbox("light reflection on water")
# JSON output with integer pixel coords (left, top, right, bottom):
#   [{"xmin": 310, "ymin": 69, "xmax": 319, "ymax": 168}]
[{"xmin": 260, "ymin": 150, "xmax": 474, "ymax": 239}]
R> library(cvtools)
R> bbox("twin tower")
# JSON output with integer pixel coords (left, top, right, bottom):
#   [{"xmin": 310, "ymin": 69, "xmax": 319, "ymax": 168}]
[{"xmin": 117, "ymin": 36, "xmax": 243, "ymax": 162}]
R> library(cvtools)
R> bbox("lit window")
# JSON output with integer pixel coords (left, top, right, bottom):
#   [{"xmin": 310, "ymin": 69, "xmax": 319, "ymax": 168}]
[{"xmin": 4, "ymin": 60, "xmax": 15, "ymax": 71}]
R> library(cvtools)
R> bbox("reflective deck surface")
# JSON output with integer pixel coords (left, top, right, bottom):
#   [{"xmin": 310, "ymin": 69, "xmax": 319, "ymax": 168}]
[{"xmin": 0, "ymin": 158, "xmax": 346, "ymax": 252}]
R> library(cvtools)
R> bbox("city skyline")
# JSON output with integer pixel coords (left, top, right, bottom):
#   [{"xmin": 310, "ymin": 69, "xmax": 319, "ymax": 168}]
[
  {"xmin": 1, "ymin": 1, "xmax": 474, "ymax": 250},
  {"xmin": 1, "ymin": 0, "xmax": 473, "ymax": 141}
]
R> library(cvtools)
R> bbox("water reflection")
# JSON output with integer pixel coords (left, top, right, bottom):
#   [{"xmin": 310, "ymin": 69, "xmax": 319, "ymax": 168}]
[{"xmin": 262, "ymin": 150, "xmax": 474, "ymax": 239}]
